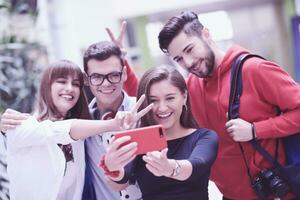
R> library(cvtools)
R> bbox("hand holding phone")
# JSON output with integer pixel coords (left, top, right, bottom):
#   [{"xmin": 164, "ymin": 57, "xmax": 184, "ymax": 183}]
[{"xmin": 114, "ymin": 125, "xmax": 167, "ymax": 155}]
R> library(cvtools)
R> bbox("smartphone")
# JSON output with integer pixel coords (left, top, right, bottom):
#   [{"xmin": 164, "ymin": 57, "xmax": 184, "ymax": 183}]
[{"xmin": 114, "ymin": 125, "xmax": 167, "ymax": 155}]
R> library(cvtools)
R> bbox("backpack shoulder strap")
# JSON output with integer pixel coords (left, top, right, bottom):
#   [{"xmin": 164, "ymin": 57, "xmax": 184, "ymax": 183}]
[
  {"xmin": 228, "ymin": 53, "xmax": 283, "ymax": 167},
  {"xmin": 228, "ymin": 53, "xmax": 265, "ymax": 120}
]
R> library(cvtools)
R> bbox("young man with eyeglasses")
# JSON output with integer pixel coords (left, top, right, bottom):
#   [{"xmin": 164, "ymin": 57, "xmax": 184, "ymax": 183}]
[{"xmin": 81, "ymin": 40, "xmax": 141, "ymax": 200}]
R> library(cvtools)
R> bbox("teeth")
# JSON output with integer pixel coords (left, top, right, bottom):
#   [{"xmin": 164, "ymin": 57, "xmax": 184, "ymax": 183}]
[
  {"xmin": 60, "ymin": 94, "xmax": 73, "ymax": 100},
  {"xmin": 157, "ymin": 113, "xmax": 172, "ymax": 118},
  {"xmin": 99, "ymin": 89, "xmax": 114, "ymax": 94}
]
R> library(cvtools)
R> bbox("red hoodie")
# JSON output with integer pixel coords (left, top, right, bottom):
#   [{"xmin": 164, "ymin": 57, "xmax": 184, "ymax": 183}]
[
  {"xmin": 187, "ymin": 45, "xmax": 300, "ymax": 199},
  {"xmin": 125, "ymin": 45, "xmax": 300, "ymax": 199}
]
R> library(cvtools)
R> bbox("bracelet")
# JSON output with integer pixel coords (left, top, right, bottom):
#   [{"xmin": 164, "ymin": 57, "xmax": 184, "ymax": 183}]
[
  {"xmin": 251, "ymin": 123, "xmax": 256, "ymax": 140},
  {"xmin": 170, "ymin": 160, "xmax": 181, "ymax": 177},
  {"xmin": 99, "ymin": 155, "xmax": 120, "ymax": 178}
]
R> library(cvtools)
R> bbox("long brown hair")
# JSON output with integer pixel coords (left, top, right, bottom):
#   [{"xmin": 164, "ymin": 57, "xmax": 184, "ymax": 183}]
[
  {"xmin": 137, "ymin": 66, "xmax": 198, "ymax": 129},
  {"xmin": 37, "ymin": 60, "xmax": 90, "ymax": 121}
]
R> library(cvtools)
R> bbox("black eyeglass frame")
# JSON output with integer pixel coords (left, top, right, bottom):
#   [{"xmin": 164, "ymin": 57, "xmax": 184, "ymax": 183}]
[{"xmin": 87, "ymin": 67, "xmax": 124, "ymax": 86}]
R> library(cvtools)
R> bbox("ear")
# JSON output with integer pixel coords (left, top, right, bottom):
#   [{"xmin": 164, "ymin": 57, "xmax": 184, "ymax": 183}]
[
  {"xmin": 122, "ymin": 65, "xmax": 128, "ymax": 82},
  {"xmin": 183, "ymin": 90, "xmax": 188, "ymax": 105},
  {"xmin": 201, "ymin": 27, "xmax": 212, "ymax": 42},
  {"xmin": 83, "ymin": 73, "xmax": 89, "ymax": 86}
]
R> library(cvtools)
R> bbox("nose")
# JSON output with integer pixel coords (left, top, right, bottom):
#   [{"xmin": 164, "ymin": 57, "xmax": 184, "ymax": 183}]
[
  {"xmin": 157, "ymin": 101, "xmax": 168, "ymax": 112},
  {"xmin": 101, "ymin": 77, "xmax": 111, "ymax": 86},
  {"xmin": 182, "ymin": 56, "xmax": 194, "ymax": 70},
  {"xmin": 65, "ymin": 81, "xmax": 74, "ymax": 91}
]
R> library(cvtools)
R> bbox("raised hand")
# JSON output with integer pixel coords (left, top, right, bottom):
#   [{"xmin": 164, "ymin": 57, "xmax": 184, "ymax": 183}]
[
  {"xmin": 105, "ymin": 136, "xmax": 137, "ymax": 171},
  {"xmin": 115, "ymin": 94, "xmax": 153, "ymax": 130},
  {"xmin": 142, "ymin": 148, "xmax": 174, "ymax": 177},
  {"xmin": 0, "ymin": 109, "xmax": 30, "ymax": 132},
  {"xmin": 105, "ymin": 21, "xmax": 127, "ymax": 56}
]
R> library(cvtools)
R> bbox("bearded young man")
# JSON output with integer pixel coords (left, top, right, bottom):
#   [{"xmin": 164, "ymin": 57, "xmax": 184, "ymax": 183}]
[{"xmin": 157, "ymin": 11, "xmax": 300, "ymax": 200}]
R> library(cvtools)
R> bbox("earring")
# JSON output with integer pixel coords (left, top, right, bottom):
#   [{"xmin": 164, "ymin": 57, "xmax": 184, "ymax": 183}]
[{"xmin": 183, "ymin": 104, "xmax": 187, "ymax": 111}]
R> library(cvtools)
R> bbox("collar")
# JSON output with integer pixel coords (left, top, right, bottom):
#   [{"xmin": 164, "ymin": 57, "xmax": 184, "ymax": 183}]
[{"xmin": 89, "ymin": 91, "xmax": 132, "ymax": 119}]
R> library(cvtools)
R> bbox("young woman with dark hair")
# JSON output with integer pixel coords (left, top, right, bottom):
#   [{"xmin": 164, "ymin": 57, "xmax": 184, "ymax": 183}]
[{"xmin": 103, "ymin": 66, "xmax": 219, "ymax": 200}]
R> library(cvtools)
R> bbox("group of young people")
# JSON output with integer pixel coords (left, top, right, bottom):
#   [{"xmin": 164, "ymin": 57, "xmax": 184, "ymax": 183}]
[{"xmin": 0, "ymin": 10, "xmax": 300, "ymax": 200}]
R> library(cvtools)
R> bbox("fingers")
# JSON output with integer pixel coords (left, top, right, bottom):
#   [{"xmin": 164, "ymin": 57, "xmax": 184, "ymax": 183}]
[
  {"xmin": 143, "ymin": 151, "xmax": 164, "ymax": 167},
  {"xmin": 118, "ymin": 153, "xmax": 136, "ymax": 169},
  {"xmin": 115, "ymin": 141, "xmax": 137, "ymax": 158},
  {"xmin": 106, "ymin": 136, "xmax": 137, "ymax": 171},
  {"xmin": 136, "ymin": 103, "xmax": 153, "ymax": 119},
  {"xmin": 5, "ymin": 108, "xmax": 21, "ymax": 114},
  {"xmin": 1, "ymin": 110, "xmax": 29, "ymax": 131},
  {"xmin": 5, "ymin": 113, "xmax": 29, "ymax": 121},
  {"xmin": 225, "ymin": 119, "xmax": 234, "ymax": 128},
  {"xmin": 105, "ymin": 21, "xmax": 127, "ymax": 47},
  {"xmin": 131, "ymin": 94, "xmax": 146, "ymax": 113},
  {"xmin": 161, "ymin": 148, "xmax": 168, "ymax": 159},
  {"xmin": 1, "ymin": 124, "xmax": 18, "ymax": 131},
  {"xmin": 105, "ymin": 28, "xmax": 115, "ymax": 42},
  {"xmin": 145, "ymin": 163, "xmax": 161, "ymax": 177},
  {"xmin": 118, "ymin": 21, "xmax": 127, "ymax": 43},
  {"xmin": 109, "ymin": 136, "xmax": 131, "ymax": 151}
]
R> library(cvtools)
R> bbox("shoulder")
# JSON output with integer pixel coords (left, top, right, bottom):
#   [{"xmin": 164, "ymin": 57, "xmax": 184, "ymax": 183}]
[
  {"xmin": 194, "ymin": 128, "xmax": 219, "ymax": 142},
  {"xmin": 243, "ymin": 56, "xmax": 283, "ymax": 75},
  {"xmin": 243, "ymin": 57, "xmax": 293, "ymax": 85}
]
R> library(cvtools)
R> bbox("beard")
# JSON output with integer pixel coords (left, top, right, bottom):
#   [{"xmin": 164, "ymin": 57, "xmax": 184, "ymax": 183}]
[{"xmin": 189, "ymin": 42, "xmax": 215, "ymax": 78}]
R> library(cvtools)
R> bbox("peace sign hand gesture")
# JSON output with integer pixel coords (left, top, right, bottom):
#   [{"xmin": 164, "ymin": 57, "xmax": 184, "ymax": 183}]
[
  {"xmin": 115, "ymin": 94, "xmax": 153, "ymax": 130},
  {"xmin": 105, "ymin": 21, "xmax": 127, "ymax": 56}
]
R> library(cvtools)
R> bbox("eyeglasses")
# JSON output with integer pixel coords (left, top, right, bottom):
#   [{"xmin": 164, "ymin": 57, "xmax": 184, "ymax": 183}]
[{"xmin": 88, "ymin": 69, "xmax": 123, "ymax": 86}]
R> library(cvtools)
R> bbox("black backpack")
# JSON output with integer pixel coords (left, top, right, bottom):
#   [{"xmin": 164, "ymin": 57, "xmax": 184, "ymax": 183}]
[{"xmin": 228, "ymin": 53, "xmax": 300, "ymax": 199}]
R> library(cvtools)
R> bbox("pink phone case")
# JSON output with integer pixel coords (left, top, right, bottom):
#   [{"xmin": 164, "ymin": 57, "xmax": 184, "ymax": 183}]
[{"xmin": 114, "ymin": 125, "xmax": 167, "ymax": 155}]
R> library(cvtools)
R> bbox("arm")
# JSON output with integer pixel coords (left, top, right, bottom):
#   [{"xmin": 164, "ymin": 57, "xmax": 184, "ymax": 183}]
[
  {"xmin": 105, "ymin": 21, "xmax": 139, "ymax": 96},
  {"xmin": 142, "ymin": 148, "xmax": 193, "ymax": 181},
  {"xmin": 104, "ymin": 175, "xmax": 129, "ymax": 191},
  {"xmin": 7, "ymin": 95, "xmax": 153, "ymax": 148},
  {"xmin": 143, "ymin": 130, "xmax": 219, "ymax": 181},
  {"xmin": 123, "ymin": 60, "xmax": 139, "ymax": 96},
  {"xmin": 0, "ymin": 109, "xmax": 29, "ymax": 133},
  {"xmin": 185, "ymin": 130, "xmax": 219, "ymax": 181},
  {"xmin": 252, "ymin": 61, "xmax": 300, "ymax": 139}
]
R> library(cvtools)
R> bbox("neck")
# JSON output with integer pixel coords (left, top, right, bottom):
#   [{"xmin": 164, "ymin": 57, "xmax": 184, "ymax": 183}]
[
  {"xmin": 212, "ymin": 45, "xmax": 226, "ymax": 71},
  {"xmin": 96, "ymin": 93, "xmax": 124, "ymax": 113},
  {"xmin": 166, "ymin": 122, "xmax": 188, "ymax": 140}
]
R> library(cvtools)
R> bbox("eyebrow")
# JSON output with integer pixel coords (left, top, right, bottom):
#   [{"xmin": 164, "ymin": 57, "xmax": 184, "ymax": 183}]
[
  {"xmin": 149, "ymin": 93, "xmax": 177, "ymax": 98},
  {"xmin": 173, "ymin": 43, "xmax": 193, "ymax": 61}
]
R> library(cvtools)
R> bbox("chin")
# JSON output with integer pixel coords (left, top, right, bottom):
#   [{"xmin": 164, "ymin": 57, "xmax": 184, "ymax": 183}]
[{"xmin": 159, "ymin": 123, "xmax": 171, "ymax": 130}]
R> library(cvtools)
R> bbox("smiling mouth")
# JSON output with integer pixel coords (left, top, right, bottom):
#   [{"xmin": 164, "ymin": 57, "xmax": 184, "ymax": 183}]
[
  {"xmin": 98, "ymin": 88, "xmax": 115, "ymax": 94},
  {"xmin": 59, "ymin": 94, "xmax": 74, "ymax": 100},
  {"xmin": 190, "ymin": 59, "xmax": 203, "ymax": 73},
  {"xmin": 157, "ymin": 112, "xmax": 172, "ymax": 119}
]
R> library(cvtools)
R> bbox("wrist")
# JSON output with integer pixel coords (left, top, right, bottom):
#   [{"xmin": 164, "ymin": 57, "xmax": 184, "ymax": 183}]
[
  {"xmin": 99, "ymin": 155, "xmax": 120, "ymax": 178},
  {"xmin": 111, "ymin": 118, "xmax": 121, "ymax": 131},
  {"xmin": 168, "ymin": 159, "xmax": 181, "ymax": 178}
]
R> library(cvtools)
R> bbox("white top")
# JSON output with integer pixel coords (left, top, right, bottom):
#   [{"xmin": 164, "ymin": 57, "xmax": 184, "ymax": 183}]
[
  {"xmin": 6, "ymin": 116, "xmax": 85, "ymax": 200},
  {"xmin": 57, "ymin": 159, "xmax": 79, "ymax": 200}
]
